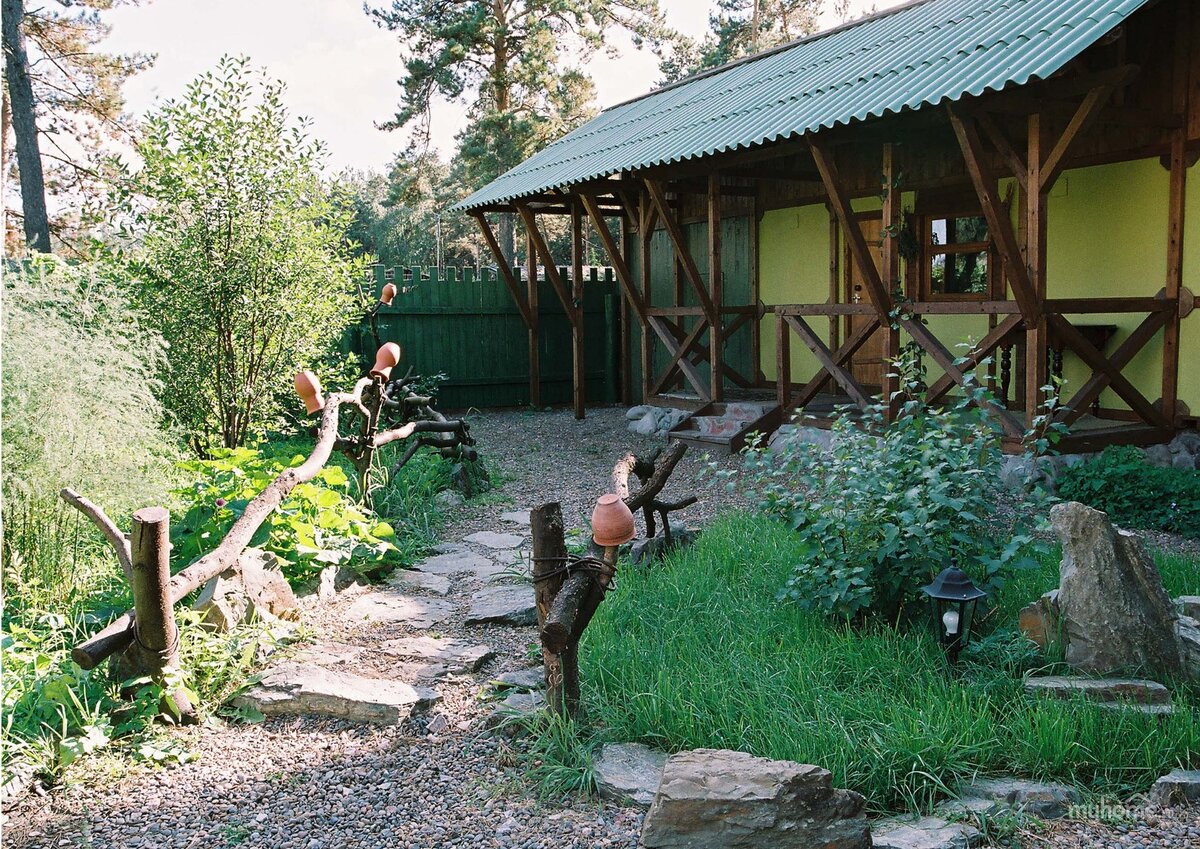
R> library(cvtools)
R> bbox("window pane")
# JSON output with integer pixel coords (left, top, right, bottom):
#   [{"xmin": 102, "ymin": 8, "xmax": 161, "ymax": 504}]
[
  {"xmin": 929, "ymin": 215, "xmax": 988, "ymax": 246},
  {"xmin": 930, "ymin": 252, "xmax": 988, "ymax": 295}
]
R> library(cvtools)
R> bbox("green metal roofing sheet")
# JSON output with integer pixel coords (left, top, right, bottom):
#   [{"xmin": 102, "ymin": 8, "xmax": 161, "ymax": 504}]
[{"xmin": 454, "ymin": 0, "xmax": 1149, "ymax": 211}]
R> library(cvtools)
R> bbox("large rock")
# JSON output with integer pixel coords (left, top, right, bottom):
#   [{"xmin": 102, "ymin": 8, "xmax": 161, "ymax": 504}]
[
  {"xmin": 233, "ymin": 662, "xmax": 435, "ymax": 724},
  {"xmin": 1051, "ymin": 502, "xmax": 1184, "ymax": 676},
  {"xmin": 957, "ymin": 777, "xmax": 1078, "ymax": 820},
  {"xmin": 640, "ymin": 749, "xmax": 870, "ymax": 849},
  {"xmin": 594, "ymin": 743, "xmax": 667, "ymax": 808},
  {"xmin": 1148, "ymin": 768, "xmax": 1200, "ymax": 807},
  {"xmin": 1017, "ymin": 591, "xmax": 1059, "ymax": 649},
  {"xmin": 193, "ymin": 548, "xmax": 298, "ymax": 632},
  {"xmin": 871, "ymin": 815, "xmax": 981, "ymax": 849},
  {"xmin": 1176, "ymin": 615, "xmax": 1200, "ymax": 680},
  {"xmin": 465, "ymin": 584, "xmax": 537, "ymax": 626}
]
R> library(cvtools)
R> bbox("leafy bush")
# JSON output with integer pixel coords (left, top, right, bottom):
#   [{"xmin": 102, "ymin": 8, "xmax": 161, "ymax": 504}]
[
  {"xmin": 113, "ymin": 56, "xmax": 364, "ymax": 450},
  {"xmin": 1057, "ymin": 445, "xmax": 1200, "ymax": 538},
  {"xmin": 173, "ymin": 446, "xmax": 400, "ymax": 587},
  {"xmin": 728, "ymin": 381, "xmax": 1041, "ymax": 622}
]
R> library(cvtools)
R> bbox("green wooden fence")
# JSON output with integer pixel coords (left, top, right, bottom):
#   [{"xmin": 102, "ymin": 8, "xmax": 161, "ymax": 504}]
[{"xmin": 349, "ymin": 264, "xmax": 621, "ymax": 410}]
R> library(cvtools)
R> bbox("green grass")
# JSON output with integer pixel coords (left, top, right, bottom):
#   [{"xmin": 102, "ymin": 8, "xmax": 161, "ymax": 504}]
[{"xmin": 579, "ymin": 512, "xmax": 1200, "ymax": 814}]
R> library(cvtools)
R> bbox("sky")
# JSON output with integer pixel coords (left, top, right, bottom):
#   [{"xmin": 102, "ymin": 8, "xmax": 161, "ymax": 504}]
[{"xmin": 102, "ymin": 0, "xmax": 894, "ymax": 175}]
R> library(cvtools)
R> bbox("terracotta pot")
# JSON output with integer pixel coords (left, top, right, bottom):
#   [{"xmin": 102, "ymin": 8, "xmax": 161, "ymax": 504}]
[
  {"xmin": 380, "ymin": 282, "xmax": 398, "ymax": 306},
  {"xmin": 591, "ymin": 494, "xmax": 635, "ymax": 547},
  {"xmin": 370, "ymin": 342, "xmax": 403, "ymax": 379},
  {"xmin": 293, "ymin": 370, "xmax": 324, "ymax": 415}
]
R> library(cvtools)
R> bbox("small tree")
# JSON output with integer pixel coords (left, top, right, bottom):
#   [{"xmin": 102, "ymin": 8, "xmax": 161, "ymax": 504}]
[{"xmin": 114, "ymin": 57, "xmax": 364, "ymax": 451}]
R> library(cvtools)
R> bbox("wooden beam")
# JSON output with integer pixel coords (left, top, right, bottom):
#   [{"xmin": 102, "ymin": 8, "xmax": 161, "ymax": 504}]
[
  {"xmin": 791, "ymin": 317, "xmax": 880, "ymax": 409},
  {"xmin": 526, "ymin": 230, "xmax": 540, "ymax": 408},
  {"xmin": 776, "ymin": 315, "xmax": 791, "ymax": 408},
  {"xmin": 708, "ymin": 173, "xmax": 724, "ymax": 401},
  {"xmin": 579, "ymin": 192, "xmax": 648, "ymax": 326},
  {"xmin": 1058, "ymin": 310, "xmax": 1169, "ymax": 426},
  {"xmin": 1162, "ymin": 1, "xmax": 1190, "ymax": 425},
  {"xmin": 976, "ymin": 112, "xmax": 1028, "ymax": 193},
  {"xmin": 643, "ymin": 178, "xmax": 718, "ymax": 322},
  {"xmin": 471, "ymin": 213, "xmax": 531, "ymax": 327},
  {"xmin": 925, "ymin": 314, "xmax": 1024, "ymax": 403},
  {"xmin": 783, "ymin": 315, "xmax": 872, "ymax": 409},
  {"xmin": 648, "ymin": 316, "xmax": 708, "ymax": 399},
  {"xmin": 640, "ymin": 194, "xmax": 655, "ymax": 401},
  {"xmin": 808, "ymin": 136, "xmax": 893, "ymax": 318},
  {"xmin": 651, "ymin": 318, "xmax": 709, "ymax": 396},
  {"xmin": 1048, "ymin": 314, "xmax": 1171, "ymax": 428},
  {"xmin": 946, "ymin": 107, "xmax": 1040, "ymax": 320},
  {"xmin": 1040, "ymin": 85, "xmax": 1117, "ymax": 192},
  {"xmin": 880, "ymin": 143, "xmax": 901, "ymax": 416},
  {"xmin": 1025, "ymin": 112, "xmax": 1049, "ymax": 426},
  {"xmin": 517, "ymin": 204, "xmax": 580, "ymax": 331},
  {"xmin": 570, "ymin": 202, "xmax": 586, "ymax": 420}
]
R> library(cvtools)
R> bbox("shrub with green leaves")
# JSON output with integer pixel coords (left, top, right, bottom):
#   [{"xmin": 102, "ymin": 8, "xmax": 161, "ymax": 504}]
[
  {"xmin": 173, "ymin": 446, "xmax": 400, "ymax": 587},
  {"xmin": 1057, "ymin": 445, "xmax": 1200, "ymax": 538},
  {"xmin": 729, "ymin": 383, "xmax": 1041, "ymax": 622}
]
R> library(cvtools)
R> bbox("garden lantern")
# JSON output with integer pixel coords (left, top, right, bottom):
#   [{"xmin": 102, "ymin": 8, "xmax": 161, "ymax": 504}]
[
  {"xmin": 380, "ymin": 282, "xmax": 397, "ymax": 306},
  {"xmin": 293, "ymin": 370, "xmax": 324, "ymax": 415},
  {"xmin": 920, "ymin": 566, "xmax": 987, "ymax": 665},
  {"xmin": 370, "ymin": 342, "xmax": 403, "ymax": 379}
]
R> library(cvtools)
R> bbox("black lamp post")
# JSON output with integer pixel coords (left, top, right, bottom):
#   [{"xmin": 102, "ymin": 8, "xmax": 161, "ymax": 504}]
[{"xmin": 920, "ymin": 566, "xmax": 987, "ymax": 665}]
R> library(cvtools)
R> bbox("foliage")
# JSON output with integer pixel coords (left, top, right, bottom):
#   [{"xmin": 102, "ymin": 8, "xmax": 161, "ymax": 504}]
[
  {"xmin": 500, "ymin": 710, "xmax": 599, "ymax": 799},
  {"xmin": 2, "ymin": 0, "xmax": 152, "ymax": 253},
  {"xmin": 2, "ymin": 255, "xmax": 180, "ymax": 615},
  {"xmin": 173, "ymin": 446, "xmax": 401, "ymax": 587},
  {"xmin": 663, "ymin": 0, "xmax": 823, "ymax": 80},
  {"xmin": 581, "ymin": 513, "xmax": 1200, "ymax": 813},
  {"xmin": 723, "ymin": 369, "xmax": 1041, "ymax": 622},
  {"xmin": 1057, "ymin": 445, "xmax": 1200, "ymax": 539},
  {"xmin": 111, "ymin": 56, "xmax": 365, "ymax": 450}
]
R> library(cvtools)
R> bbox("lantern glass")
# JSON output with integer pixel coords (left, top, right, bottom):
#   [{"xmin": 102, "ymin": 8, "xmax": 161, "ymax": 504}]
[{"xmin": 920, "ymin": 566, "xmax": 987, "ymax": 664}]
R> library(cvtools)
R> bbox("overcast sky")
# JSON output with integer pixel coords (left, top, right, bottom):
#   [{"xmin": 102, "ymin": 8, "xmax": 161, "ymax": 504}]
[{"xmin": 102, "ymin": 0, "xmax": 892, "ymax": 174}]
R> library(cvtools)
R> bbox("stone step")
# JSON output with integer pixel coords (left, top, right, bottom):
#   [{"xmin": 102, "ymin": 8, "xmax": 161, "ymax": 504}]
[
  {"xmin": 464, "ymin": 530, "xmax": 524, "ymax": 550},
  {"xmin": 387, "ymin": 569, "xmax": 451, "ymax": 596},
  {"xmin": 413, "ymin": 550, "xmax": 501, "ymax": 578},
  {"xmin": 465, "ymin": 584, "xmax": 537, "ymax": 626},
  {"xmin": 233, "ymin": 662, "xmax": 438, "ymax": 724},
  {"xmin": 1024, "ymin": 676, "xmax": 1173, "ymax": 711},
  {"xmin": 346, "ymin": 592, "xmax": 453, "ymax": 628},
  {"xmin": 381, "ymin": 636, "xmax": 495, "ymax": 674}
]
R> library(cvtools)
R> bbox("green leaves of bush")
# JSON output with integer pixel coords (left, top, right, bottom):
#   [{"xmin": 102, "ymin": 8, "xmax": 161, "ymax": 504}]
[
  {"xmin": 173, "ymin": 447, "xmax": 399, "ymax": 586},
  {"xmin": 735, "ymin": 383, "xmax": 1042, "ymax": 622},
  {"xmin": 1057, "ymin": 445, "xmax": 1200, "ymax": 538}
]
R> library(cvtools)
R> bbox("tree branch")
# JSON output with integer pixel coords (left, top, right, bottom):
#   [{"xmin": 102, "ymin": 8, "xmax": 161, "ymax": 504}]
[{"xmin": 59, "ymin": 487, "xmax": 132, "ymax": 580}]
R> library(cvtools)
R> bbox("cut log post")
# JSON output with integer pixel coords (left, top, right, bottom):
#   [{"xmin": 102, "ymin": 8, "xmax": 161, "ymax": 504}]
[
  {"xmin": 531, "ymin": 502, "xmax": 577, "ymax": 716},
  {"xmin": 114, "ymin": 507, "xmax": 196, "ymax": 723}
]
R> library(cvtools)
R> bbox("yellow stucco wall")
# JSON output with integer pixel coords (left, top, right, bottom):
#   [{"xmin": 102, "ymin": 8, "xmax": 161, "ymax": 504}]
[{"xmin": 758, "ymin": 158, "xmax": 1199, "ymax": 414}]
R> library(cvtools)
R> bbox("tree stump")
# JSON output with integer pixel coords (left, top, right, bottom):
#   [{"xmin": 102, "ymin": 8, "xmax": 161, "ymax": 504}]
[{"xmin": 531, "ymin": 502, "xmax": 578, "ymax": 716}]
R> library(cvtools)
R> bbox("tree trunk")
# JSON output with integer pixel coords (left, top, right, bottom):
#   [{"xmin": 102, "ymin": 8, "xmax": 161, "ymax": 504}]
[
  {"xmin": 2, "ymin": 0, "xmax": 50, "ymax": 253},
  {"xmin": 499, "ymin": 211, "xmax": 515, "ymax": 268},
  {"xmin": 531, "ymin": 502, "xmax": 575, "ymax": 716}
]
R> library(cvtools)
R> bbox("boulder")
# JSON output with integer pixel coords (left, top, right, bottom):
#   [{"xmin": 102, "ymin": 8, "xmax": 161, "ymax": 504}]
[
  {"xmin": 1143, "ymin": 443, "xmax": 1175, "ymax": 469},
  {"xmin": 1050, "ymin": 502, "xmax": 1184, "ymax": 676},
  {"xmin": 465, "ymin": 584, "xmax": 537, "ymax": 626},
  {"xmin": 1148, "ymin": 768, "xmax": 1200, "ymax": 807},
  {"xmin": 871, "ymin": 815, "xmax": 982, "ymax": 849},
  {"xmin": 1172, "ymin": 452, "xmax": 1199, "ymax": 471},
  {"xmin": 1169, "ymin": 430, "xmax": 1200, "ymax": 456},
  {"xmin": 957, "ymin": 777, "xmax": 1078, "ymax": 820},
  {"xmin": 434, "ymin": 489, "xmax": 466, "ymax": 510},
  {"xmin": 1175, "ymin": 596, "xmax": 1200, "ymax": 619},
  {"xmin": 640, "ymin": 749, "xmax": 870, "ymax": 849},
  {"xmin": 1017, "ymin": 590, "xmax": 1059, "ymax": 649},
  {"xmin": 594, "ymin": 743, "xmax": 667, "ymax": 808},
  {"xmin": 629, "ymin": 521, "xmax": 696, "ymax": 565},
  {"xmin": 631, "ymin": 411, "xmax": 660, "ymax": 436},
  {"xmin": 626, "ymin": 405, "xmax": 653, "ymax": 421},
  {"xmin": 1176, "ymin": 615, "xmax": 1200, "ymax": 680},
  {"xmin": 193, "ymin": 548, "xmax": 298, "ymax": 632}
]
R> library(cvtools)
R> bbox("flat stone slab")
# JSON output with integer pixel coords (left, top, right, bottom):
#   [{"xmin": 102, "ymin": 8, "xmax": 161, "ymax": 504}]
[
  {"xmin": 871, "ymin": 816, "xmax": 982, "ymax": 849},
  {"xmin": 290, "ymin": 642, "xmax": 364, "ymax": 667},
  {"xmin": 957, "ymin": 778, "xmax": 1078, "ymax": 820},
  {"xmin": 414, "ymin": 550, "xmax": 496, "ymax": 577},
  {"xmin": 234, "ymin": 663, "xmax": 436, "ymax": 724},
  {"xmin": 1149, "ymin": 768, "xmax": 1200, "ymax": 807},
  {"xmin": 491, "ymin": 667, "xmax": 544, "ymax": 691},
  {"xmin": 500, "ymin": 689, "xmax": 545, "ymax": 713},
  {"xmin": 1025, "ymin": 676, "xmax": 1172, "ymax": 705},
  {"xmin": 594, "ymin": 743, "xmax": 668, "ymax": 808},
  {"xmin": 464, "ymin": 530, "xmax": 525, "ymax": 550},
  {"xmin": 465, "ymin": 584, "xmax": 537, "ymax": 626},
  {"xmin": 387, "ymin": 569, "xmax": 451, "ymax": 596},
  {"xmin": 1175, "ymin": 595, "xmax": 1200, "ymax": 619},
  {"xmin": 382, "ymin": 636, "xmax": 494, "ymax": 673},
  {"xmin": 499, "ymin": 510, "xmax": 532, "ymax": 527},
  {"xmin": 347, "ymin": 592, "xmax": 452, "ymax": 628}
]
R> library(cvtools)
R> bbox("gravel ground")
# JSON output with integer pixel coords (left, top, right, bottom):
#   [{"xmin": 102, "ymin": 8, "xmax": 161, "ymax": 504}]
[{"xmin": 4, "ymin": 406, "xmax": 1196, "ymax": 849}]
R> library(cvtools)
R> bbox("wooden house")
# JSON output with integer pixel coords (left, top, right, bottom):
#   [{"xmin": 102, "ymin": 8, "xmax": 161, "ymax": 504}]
[{"xmin": 453, "ymin": 0, "xmax": 1199, "ymax": 454}]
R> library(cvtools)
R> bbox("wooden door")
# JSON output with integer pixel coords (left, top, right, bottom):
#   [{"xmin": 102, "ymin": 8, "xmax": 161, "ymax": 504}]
[{"xmin": 844, "ymin": 216, "xmax": 885, "ymax": 389}]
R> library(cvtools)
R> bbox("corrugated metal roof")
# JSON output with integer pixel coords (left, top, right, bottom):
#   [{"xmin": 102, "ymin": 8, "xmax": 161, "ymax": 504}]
[{"xmin": 453, "ymin": 0, "xmax": 1148, "ymax": 211}]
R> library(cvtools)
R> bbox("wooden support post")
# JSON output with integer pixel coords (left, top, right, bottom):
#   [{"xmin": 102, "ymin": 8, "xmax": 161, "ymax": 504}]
[
  {"xmin": 531, "ymin": 503, "xmax": 575, "ymax": 717},
  {"xmin": 571, "ymin": 202, "xmax": 586, "ymax": 419},
  {"xmin": 527, "ymin": 230, "xmax": 541, "ymax": 408},
  {"xmin": 880, "ymin": 143, "xmax": 901, "ymax": 416},
  {"xmin": 776, "ymin": 315, "xmax": 791, "ymax": 407},
  {"xmin": 708, "ymin": 173, "xmax": 724, "ymax": 401},
  {"xmin": 1163, "ymin": 4, "xmax": 1189, "ymax": 425},
  {"xmin": 119, "ymin": 507, "xmax": 195, "ymax": 722},
  {"xmin": 640, "ymin": 193, "xmax": 655, "ymax": 401},
  {"xmin": 1025, "ymin": 113, "xmax": 1049, "ymax": 426}
]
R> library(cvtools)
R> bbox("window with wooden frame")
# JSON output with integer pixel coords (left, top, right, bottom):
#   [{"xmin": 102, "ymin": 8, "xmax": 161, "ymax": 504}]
[{"xmin": 916, "ymin": 189, "xmax": 996, "ymax": 301}]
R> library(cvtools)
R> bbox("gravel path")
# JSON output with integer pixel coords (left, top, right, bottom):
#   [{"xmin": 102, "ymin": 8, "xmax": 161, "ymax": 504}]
[{"xmin": 4, "ymin": 406, "xmax": 1196, "ymax": 849}]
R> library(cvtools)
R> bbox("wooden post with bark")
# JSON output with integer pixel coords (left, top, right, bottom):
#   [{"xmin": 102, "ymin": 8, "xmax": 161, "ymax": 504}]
[{"xmin": 535, "ymin": 443, "xmax": 694, "ymax": 718}]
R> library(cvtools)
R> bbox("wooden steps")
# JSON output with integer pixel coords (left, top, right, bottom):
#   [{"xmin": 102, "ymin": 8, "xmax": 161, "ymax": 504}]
[{"xmin": 667, "ymin": 402, "xmax": 783, "ymax": 455}]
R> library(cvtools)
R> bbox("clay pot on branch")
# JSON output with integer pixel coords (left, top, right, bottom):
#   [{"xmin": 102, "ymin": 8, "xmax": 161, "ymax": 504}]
[
  {"xmin": 293, "ymin": 370, "xmax": 325, "ymax": 415},
  {"xmin": 371, "ymin": 342, "xmax": 402, "ymax": 379},
  {"xmin": 380, "ymin": 282, "xmax": 397, "ymax": 306}
]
